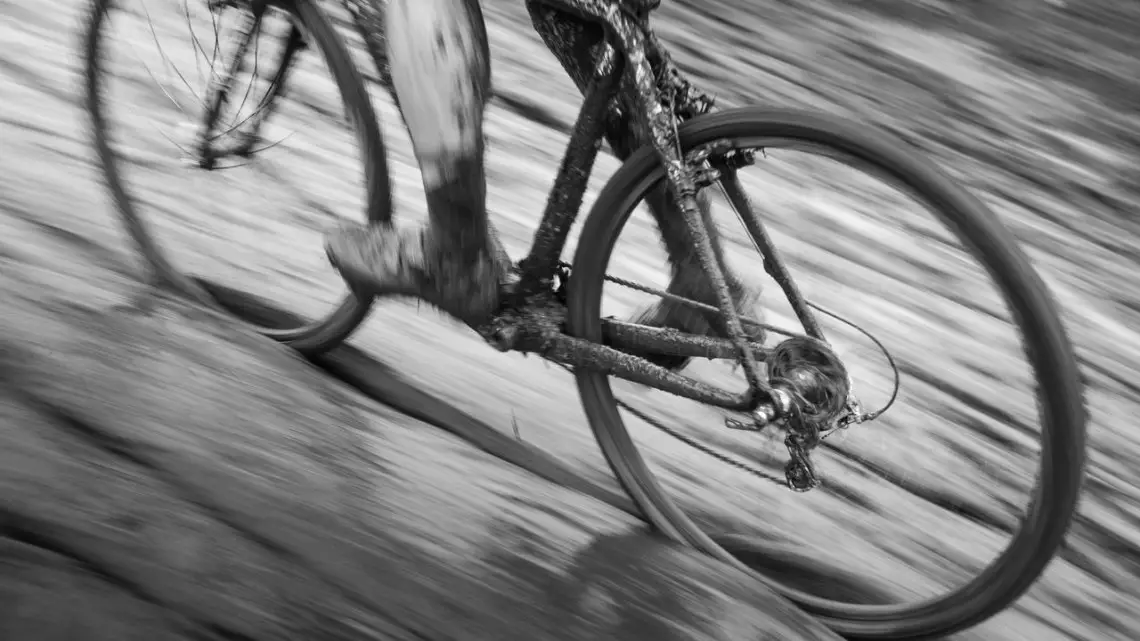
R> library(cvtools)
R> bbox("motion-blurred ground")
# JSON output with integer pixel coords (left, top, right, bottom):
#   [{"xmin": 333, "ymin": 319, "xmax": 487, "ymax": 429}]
[{"xmin": 1, "ymin": 0, "xmax": 1138, "ymax": 639}]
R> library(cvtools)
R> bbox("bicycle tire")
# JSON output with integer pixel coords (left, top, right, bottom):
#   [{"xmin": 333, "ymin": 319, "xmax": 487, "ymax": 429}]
[
  {"xmin": 567, "ymin": 107, "xmax": 1086, "ymax": 639},
  {"xmin": 83, "ymin": 0, "xmax": 391, "ymax": 355}
]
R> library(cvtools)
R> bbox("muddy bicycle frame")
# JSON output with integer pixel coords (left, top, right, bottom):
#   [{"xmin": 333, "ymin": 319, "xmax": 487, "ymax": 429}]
[
  {"xmin": 493, "ymin": 1, "xmax": 826, "ymax": 409},
  {"xmin": 337, "ymin": 0, "xmax": 829, "ymax": 417}
]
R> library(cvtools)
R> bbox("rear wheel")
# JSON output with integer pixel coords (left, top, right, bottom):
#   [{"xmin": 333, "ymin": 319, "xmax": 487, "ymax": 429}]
[
  {"xmin": 568, "ymin": 107, "xmax": 1086, "ymax": 639},
  {"xmin": 84, "ymin": 0, "xmax": 390, "ymax": 354}
]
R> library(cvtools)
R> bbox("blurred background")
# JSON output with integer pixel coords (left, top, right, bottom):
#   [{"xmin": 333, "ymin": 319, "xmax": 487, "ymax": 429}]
[{"xmin": 1, "ymin": 0, "xmax": 1137, "ymax": 639}]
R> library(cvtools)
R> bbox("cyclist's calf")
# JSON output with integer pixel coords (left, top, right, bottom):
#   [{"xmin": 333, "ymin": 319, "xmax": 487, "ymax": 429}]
[{"xmin": 386, "ymin": 0, "xmax": 492, "ymax": 252}]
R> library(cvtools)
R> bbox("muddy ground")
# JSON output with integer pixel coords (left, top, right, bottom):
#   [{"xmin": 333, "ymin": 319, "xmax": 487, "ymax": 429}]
[{"xmin": 1, "ymin": 0, "xmax": 1138, "ymax": 639}]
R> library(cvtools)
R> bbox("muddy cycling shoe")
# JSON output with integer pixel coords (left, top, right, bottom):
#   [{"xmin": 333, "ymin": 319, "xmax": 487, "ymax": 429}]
[
  {"xmin": 628, "ymin": 275, "xmax": 764, "ymax": 371},
  {"xmin": 325, "ymin": 223, "xmax": 505, "ymax": 328}
]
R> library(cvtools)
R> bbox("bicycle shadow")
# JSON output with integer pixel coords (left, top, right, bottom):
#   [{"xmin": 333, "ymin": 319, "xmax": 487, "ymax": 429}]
[
  {"xmin": 197, "ymin": 278, "xmax": 899, "ymax": 615},
  {"xmin": 193, "ymin": 277, "xmax": 641, "ymax": 513},
  {"xmin": 477, "ymin": 525, "xmax": 897, "ymax": 640}
]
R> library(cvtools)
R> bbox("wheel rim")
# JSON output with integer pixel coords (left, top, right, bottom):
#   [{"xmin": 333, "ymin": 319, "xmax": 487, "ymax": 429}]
[
  {"xmin": 84, "ymin": 0, "xmax": 380, "ymax": 351},
  {"xmin": 568, "ymin": 110, "xmax": 1084, "ymax": 638}
]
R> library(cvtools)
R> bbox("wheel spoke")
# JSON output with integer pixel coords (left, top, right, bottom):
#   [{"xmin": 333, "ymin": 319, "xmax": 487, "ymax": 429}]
[
  {"xmin": 86, "ymin": 0, "xmax": 387, "ymax": 354},
  {"xmin": 140, "ymin": 0, "xmax": 204, "ymax": 106}
]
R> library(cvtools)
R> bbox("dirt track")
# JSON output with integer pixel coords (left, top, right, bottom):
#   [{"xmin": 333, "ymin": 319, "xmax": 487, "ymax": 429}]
[{"xmin": 2, "ymin": 0, "xmax": 1139, "ymax": 639}]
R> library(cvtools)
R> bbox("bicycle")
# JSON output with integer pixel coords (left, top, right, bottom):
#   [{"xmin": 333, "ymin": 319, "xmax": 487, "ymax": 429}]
[{"xmin": 83, "ymin": 0, "xmax": 1087, "ymax": 638}]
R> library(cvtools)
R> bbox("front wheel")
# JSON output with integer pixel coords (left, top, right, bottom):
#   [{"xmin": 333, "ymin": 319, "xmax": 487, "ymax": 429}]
[
  {"xmin": 84, "ymin": 0, "xmax": 390, "ymax": 354},
  {"xmin": 568, "ymin": 107, "xmax": 1086, "ymax": 639}
]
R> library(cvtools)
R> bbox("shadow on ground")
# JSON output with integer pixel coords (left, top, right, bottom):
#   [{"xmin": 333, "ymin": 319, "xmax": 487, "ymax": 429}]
[{"xmin": 0, "ymin": 280, "xmax": 893, "ymax": 640}]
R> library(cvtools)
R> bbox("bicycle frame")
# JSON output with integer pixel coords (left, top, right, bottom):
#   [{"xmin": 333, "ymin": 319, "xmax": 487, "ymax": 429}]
[
  {"xmin": 494, "ymin": 0, "xmax": 783, "ymax": 411},
  {"xmin": 339, "ymin": 0, "xmax": 805, "ymax": 413}
]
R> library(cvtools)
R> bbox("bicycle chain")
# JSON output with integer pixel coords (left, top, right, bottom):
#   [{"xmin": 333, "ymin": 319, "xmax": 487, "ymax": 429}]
[
  {"xmin": 557, "ymin": 261, "xmax": 779, "ymax": 336},
  {"xmin": 545, "ymin": 143, "xmax": 893, "ymax": 491},
  {"xmin": 555, "ymin": 260, "xmax": 811, "ymax": 489}
]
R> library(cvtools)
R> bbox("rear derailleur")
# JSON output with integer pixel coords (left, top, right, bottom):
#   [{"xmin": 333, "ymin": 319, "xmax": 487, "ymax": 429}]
[{"xmin": 725, "ymin": 336, "xmax": 855, "ymax": 491}]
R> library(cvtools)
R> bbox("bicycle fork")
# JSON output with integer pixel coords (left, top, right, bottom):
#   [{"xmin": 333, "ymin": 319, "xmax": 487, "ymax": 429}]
[{"xmin": 196, "ymin": 0, "xmax": 306, "ymax": 168}]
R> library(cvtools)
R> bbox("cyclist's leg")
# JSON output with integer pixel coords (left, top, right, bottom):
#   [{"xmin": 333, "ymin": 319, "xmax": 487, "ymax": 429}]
[
  {"xmin": 526, "ymin": 3, "xmax": 761, "ymax": 364},
  {"xmin": 343, "ymin": 0, "xmax": 512, "ymax": 265},
  {"xmin": 387, "ymin": 0, "xmax": 491, "ymax": 255},
  {"xmin": 326, "ymin": 0, "xmax": 504, "ymax": 326}
]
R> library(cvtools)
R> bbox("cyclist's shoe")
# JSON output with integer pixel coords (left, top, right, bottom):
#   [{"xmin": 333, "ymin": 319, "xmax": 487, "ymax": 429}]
[
  {"xmin": 628, "ymin": 268, "xmax": 764, "ymax": 371},
  {"xmin": 325, "ymin": 222, "xmax": 504, "ymax": 328}
]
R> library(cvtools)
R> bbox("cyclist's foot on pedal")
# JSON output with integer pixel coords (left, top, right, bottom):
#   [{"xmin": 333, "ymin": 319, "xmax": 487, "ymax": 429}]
[
  {"xmin": 629, "ymin": 271, "xmax": 764, "ymax": 371},
  {"xmin": 324, "ymin": 223, "xmax": 506, "ymax": 328}
]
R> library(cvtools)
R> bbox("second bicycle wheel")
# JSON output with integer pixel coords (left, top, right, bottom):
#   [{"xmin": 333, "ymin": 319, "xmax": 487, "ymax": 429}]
[
  {"xmin": 84, "ymin": 0, "xmax": 389, "ymax": 354},
  {"xmin": 568, "ymin": 108, "xmax": 1085, "ymax": 639}
]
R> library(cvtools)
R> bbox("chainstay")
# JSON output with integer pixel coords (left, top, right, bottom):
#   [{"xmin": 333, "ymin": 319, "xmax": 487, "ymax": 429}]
[
  {"xmin": 559, "ymin": 258, "xmax": 891, "ymax": 432},
  {"xmin": 556, "ymin": 259, "xmax": 791, "ymax": 487}
]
